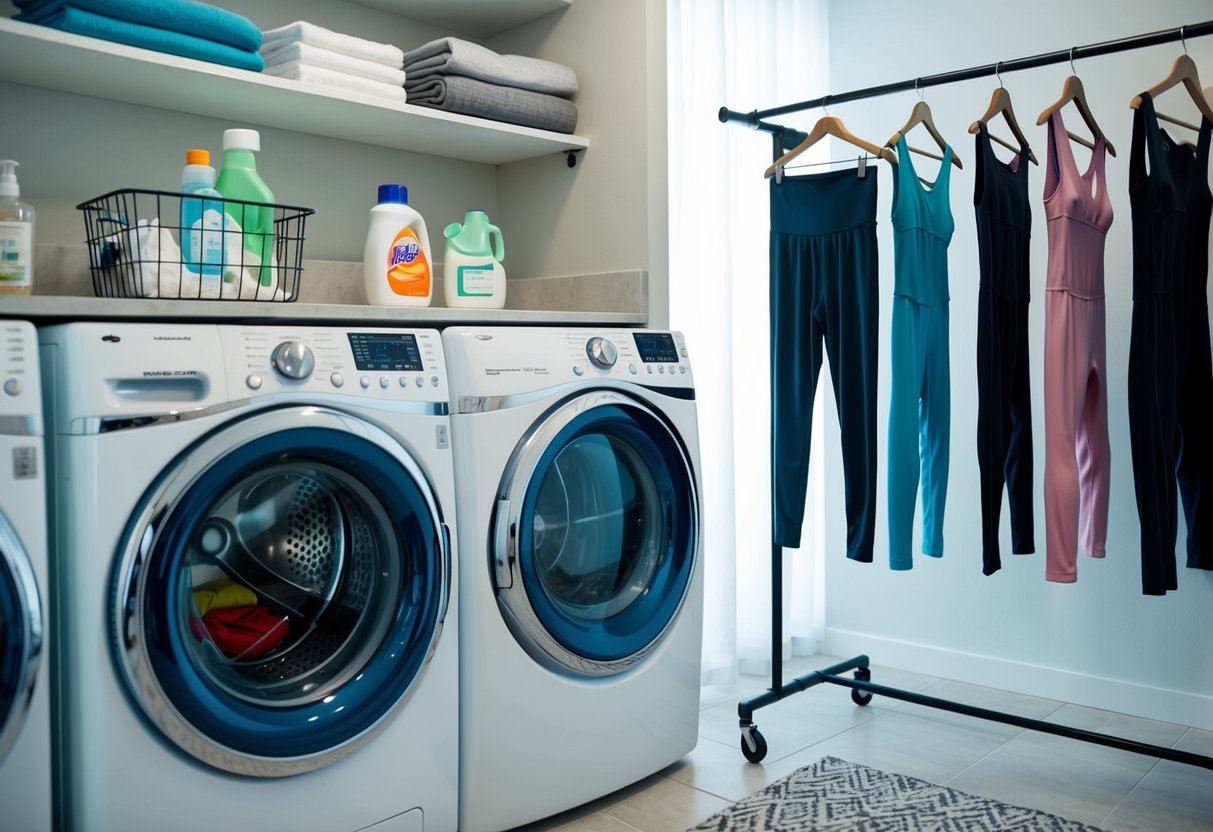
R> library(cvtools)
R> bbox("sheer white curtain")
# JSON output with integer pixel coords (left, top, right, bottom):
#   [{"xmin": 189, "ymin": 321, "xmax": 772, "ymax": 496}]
[{"xmin": 667, "ymin": 0, "xmax": 829, "ymax": 685}]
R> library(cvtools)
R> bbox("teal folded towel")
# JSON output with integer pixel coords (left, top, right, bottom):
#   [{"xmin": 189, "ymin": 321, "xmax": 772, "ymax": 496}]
[
  {"xmin": 15, "ymin": 0, "xmax": 261, "ymax": 52},
  {"xmin": 17, "ymin": 6, "xmax": 265, "ymax": 72}
]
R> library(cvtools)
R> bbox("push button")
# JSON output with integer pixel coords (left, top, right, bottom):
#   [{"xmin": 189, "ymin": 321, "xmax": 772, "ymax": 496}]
[
  {"xmin": 245, "ymin": 374, "xmax": 262, "ymax": 390},
  {"xmin": 3, "ymin": 378, "xmax": 21, "ymax": 396},
  {"xmin": 379, "ymin": 376, "xmax": 390, "ymax": 389},
  {"xmin": 360, "ymin": 376, "xmax": 371, "ymax": 389},
  {"xmin": 330, "ymin": 372, "xmax": 345, "ymax": 388}
]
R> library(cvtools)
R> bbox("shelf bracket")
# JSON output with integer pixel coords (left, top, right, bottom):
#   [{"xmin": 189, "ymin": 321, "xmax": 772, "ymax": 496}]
[{"xmin": 565, "ymin": 149, "xmax": 584, "ymax": 169}]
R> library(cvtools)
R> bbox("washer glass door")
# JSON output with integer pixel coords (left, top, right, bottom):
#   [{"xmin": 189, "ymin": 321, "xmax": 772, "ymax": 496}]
[
  {"xmin": 0, "ymin": 512, "xmax": 41, "ymax": 765},
  {"xmin": 497, "ymin": 392, "xmax": 698, "ymax": 675},
  {"xmin": 115, "ymin": 408, "xmax": 449, "ymax": 777}
]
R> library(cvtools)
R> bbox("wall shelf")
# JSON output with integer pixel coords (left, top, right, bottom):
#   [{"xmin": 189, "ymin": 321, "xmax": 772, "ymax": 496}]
[{"xmin": 0, "ymin": 18, "xmax": 589, "ymax": 165}]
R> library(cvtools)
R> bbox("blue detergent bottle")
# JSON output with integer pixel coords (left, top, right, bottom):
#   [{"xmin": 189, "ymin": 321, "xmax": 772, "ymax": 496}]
[{"xmin": 180, "ymin": 148, "xmax": 224, "ymax": 282}]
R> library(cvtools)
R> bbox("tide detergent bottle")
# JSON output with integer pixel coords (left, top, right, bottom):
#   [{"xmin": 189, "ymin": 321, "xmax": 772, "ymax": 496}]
[
  {"xmin": 443, "ymin": 210, "xmax": 506, "ymax": 309},
  {"xmin": 364, "ymin": 184, "xmax": 432, "ymax": 306}
]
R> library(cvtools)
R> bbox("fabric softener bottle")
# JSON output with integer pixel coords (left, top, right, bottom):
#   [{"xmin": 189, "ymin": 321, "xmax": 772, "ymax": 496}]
[
  {"xmin": 443, "ymin": 210, "xmax": 506, "ymax": 309},
  {"xmin": 215, "ymin": 128, "xmax": 275, "ymax": 288}
]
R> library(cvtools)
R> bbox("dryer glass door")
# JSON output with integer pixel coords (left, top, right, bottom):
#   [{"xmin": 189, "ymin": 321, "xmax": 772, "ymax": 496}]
[
  {"xmin": 114, "ymin": 408, "xmax": 450, "ymax": 777},
  {"xmin": 497, "ymin": 392, "xmax": 698, "ymax": 675},
  {"xmin": 0, "ymin": 513, "xmax": 41, "ymax": 764}
]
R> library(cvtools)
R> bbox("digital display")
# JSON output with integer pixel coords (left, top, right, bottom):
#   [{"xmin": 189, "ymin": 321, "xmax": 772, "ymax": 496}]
[
  {"xmin": 633, "ymin": 332, "xmax": 679, "ymax": 363},
  {"xmin": 347, "ymin": 333, "xmax": 424, "ymax": 371}
]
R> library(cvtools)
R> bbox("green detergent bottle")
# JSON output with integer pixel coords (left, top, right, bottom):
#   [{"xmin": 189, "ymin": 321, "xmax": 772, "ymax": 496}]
[
  {"xmin": 443, "ymin": 210, "xmax": 506, "ymax": 309},
  {"xmin": 215, "ymin": 128, "xmax": 275, "ymax": 289}
]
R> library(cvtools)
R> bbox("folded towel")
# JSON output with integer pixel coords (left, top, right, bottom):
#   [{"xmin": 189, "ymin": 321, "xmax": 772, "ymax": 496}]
[
  {"xmin": 98, "ymin": 219, "xmax": 283, "ymax": 300},
  {"xmin": 18, "ymin": 6, "xmax": 264, "ymax": 72},
  {"xmin": 261, "ymin": 20, "xmax": 403, "ymax": 68},
  {"xmin": 15, "ymin": 0, "xmax": 260, "ymax": 52},
  {"xmin": 261, "ymin": 42, "xmax": 405, "ymax": 87},
  {"xmin": 265, "ymin": 64, "xmax": 405, "ymax": 103},
  {"xmin": 403, "ymin": 37, "xmax": 577, "ymax": 98},
  {"xmin": 406, "ymin": 75, "xmax": 578, "ymax": 134}
]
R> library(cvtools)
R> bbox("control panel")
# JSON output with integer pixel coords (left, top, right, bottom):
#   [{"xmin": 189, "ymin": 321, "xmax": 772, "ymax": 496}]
[
  {"xmin": 444, "ymin": 327, "xmax": 693, "ymax": 400},
  {"xmin": 221, "ymin": 326, "xmax": 448, "ymax": 402},
  {"xmin": 0, "ymin": 320, "xmax": 40, "ymax": 421}
]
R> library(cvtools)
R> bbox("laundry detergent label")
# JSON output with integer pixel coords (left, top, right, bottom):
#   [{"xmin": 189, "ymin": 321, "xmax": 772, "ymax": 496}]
[
  {"xmin": 457, "ymin": 263, "xmax": 494, "ymax": 296},
  {"xmin": 0, "ymin": 221, "xmax": 32, "ymax": 287},
  {"xmin": 385, "ymin": 227, "xmax": 430, "ymax": 296}
]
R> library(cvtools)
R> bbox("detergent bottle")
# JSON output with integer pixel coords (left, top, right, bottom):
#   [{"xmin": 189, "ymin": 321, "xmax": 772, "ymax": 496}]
[
  {"xmin": 215, "ymin": 128, "xmax": 276, "ymax": 289},
  {"xmin": 443, "ymin": 210, "xmax": 505, "ymax": 309},
  {"xmin": 363, "ymin": 184, "xmax": 433, "ymax": 306}
]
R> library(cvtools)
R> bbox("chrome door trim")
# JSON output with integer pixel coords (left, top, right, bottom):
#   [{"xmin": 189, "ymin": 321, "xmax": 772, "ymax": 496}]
[
  {"xmin": 493, "ymin": 390, "xmax": 699, "ymax": 677},
  {"xmin": 0, "ymin": 511, "xmax": 42, "ymax": 764},
  {"xmin": 112, "ymin": 405, "xmax": 451, "ymax": 777}
]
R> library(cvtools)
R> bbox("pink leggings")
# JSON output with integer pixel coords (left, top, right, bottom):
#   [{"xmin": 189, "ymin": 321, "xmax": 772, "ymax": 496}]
[{"xmin": 1044, "ymin": 289, "xmax": 1110, "ymax": 582}]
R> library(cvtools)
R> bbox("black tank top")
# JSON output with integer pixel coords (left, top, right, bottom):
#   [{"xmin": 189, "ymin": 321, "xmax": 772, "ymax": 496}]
[
  {"xmin": 973, "ymin": 122, "xmax": 1032, "ymax": 300},
  {"xmin": 1128, "ymin": 91, "xmax": 1212, "ymax": 300}
]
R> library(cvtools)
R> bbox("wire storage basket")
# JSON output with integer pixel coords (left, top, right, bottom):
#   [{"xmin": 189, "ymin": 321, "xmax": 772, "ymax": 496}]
[{"xmin": 78, "ymin": 189, "xmax": 316, "ymax": 301}]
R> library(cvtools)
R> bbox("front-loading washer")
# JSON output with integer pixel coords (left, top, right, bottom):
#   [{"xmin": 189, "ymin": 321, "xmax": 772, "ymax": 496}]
[
  {"xmin": 0, "ymin": 320, "xmax": 52, "ymax": 831},
  {"xmin": 39, "ymin": 322, "xmax": 457, "ymax": 832},
  {"xmin": 442, "ymin": 327, "xmax": 703, "ymax": 832}
]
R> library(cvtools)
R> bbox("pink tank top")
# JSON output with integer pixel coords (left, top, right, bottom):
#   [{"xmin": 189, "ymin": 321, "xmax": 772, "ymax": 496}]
[{"xmin": 1043, "ymin": 109, "xmax": 1114, "ymax": 299}]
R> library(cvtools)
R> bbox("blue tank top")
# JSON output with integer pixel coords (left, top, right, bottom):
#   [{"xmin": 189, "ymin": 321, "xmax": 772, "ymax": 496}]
[{"xmin": 891, "ymin": 135, "xmax": 955, "ymax": 305}]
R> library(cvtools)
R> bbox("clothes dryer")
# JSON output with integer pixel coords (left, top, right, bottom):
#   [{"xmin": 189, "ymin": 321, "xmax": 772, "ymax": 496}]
[
  {"xmin": 443, "ymin": 327, "xmax": 703, "ymax": 832},
  {"xmin": 0, "ymin": 320, "xmax": 51, "ymax": 831},
  {"xmin": 39, "ymin": 323, "xmax": 457, "ymax": 832}
]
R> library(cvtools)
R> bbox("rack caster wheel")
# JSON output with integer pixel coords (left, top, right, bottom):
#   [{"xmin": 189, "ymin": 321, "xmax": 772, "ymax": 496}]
[
  {"xmin": 740, "ymin": 727, "xmax": 768, "ymax": 763},
  {"xmin": 851, "ymin": 666, "xmax": 873, "ymax": 706}
]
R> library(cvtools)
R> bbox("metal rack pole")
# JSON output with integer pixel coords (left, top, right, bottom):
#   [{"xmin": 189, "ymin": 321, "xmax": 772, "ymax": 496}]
[
  {"xmin": 719, "ymin": 20, "xmax": 1213, "ymax": 135},
  {"xmin": 733, "ymin": 19, "xmax": 1213, "ymax": 771}
]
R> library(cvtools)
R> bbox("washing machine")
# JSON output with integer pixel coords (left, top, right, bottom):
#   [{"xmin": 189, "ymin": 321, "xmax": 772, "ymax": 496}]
[
  {"xmin": 442, "ymin": 326, "xmax": 703, "ymax": 832},
  {"xmin": 0, "ymin": 320, "xmax": 52, "ymax": 831},
  {"xmin": 39, "ymin": 322, "xmax": 457, "ymax": 832}
]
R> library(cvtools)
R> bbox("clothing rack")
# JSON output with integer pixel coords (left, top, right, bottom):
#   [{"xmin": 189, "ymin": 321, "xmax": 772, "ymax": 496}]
[{"xmin": 720, "ymin": 20, "xmax": 1213, "ymax": 771}]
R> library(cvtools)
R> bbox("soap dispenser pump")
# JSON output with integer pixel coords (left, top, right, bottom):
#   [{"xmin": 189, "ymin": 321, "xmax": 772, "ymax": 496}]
[{"xmin": 443, "ymin": 210, "xmax": 506, "ymax": 309}]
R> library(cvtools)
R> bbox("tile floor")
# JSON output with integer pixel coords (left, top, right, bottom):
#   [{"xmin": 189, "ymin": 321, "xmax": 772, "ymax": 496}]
[{"xmin": 511, "ymin": 654, "xmax": 1213, "ymax": 832}]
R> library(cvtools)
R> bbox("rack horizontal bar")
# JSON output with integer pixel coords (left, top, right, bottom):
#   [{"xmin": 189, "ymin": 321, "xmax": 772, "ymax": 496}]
[{"xmin": 719, "ymin": 19, "xmax": 1213, "ymax": 133}]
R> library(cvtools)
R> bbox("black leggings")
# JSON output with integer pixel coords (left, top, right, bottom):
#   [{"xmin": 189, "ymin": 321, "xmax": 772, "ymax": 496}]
[
  {"xmin": 769, "ymin": 168, "xmax": 878, "ymax": 562},
  {"xmin": 976, "ymin": 286, "xmax": 1035, "ymax": 574}
]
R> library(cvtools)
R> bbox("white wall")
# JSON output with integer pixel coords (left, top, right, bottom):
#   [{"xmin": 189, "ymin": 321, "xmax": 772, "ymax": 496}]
[{"xmin": 819, "ymin": 0, "xmax": 1213, "ymax": 730}]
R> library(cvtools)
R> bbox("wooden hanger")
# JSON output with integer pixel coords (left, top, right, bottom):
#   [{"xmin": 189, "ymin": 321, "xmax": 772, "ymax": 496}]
[
  {"xmin": 1036, "ymin": 74, "xmax": 1117, "ymax": 157},
  {"xmin": 764, "ymin": 114, "xmax": 897, "ymax": 179},
  {"xmin": 885, "ymin": 99, "xmax": 964, "ymax": 169},
  {"xmin": 1130, "ymin": 53, "xmax": 1213, "ymax": 132},
  {"xmin": 968, "ymin": 79, "xmax": 1039, "ymax": 165}
]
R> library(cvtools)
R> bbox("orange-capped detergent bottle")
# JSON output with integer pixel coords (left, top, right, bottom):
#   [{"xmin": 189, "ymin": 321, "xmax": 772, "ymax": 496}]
[{"xmin": 363, "ymin": 184, "xmax": 433, "ymax": 306}]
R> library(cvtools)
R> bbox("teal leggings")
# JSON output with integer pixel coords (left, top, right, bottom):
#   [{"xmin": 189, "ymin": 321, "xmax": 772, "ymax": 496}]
[{"xmin": 888, "ymin": 296, "xmax": 950, "ymax": 569}]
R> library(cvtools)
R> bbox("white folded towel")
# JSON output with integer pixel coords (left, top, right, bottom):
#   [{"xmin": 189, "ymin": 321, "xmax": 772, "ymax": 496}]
[
  {"xmin": 261, "ymin": 20, "xmax": 403, "ymax": 68},
  {"xmin": 263, "ymin": 63, "xmax": 405, "ymax": 103},
  {"xmin": 261, "ymin": 41, "xmax": 406, "ymax": 86},
  {"xmin": 99, "ymin": 219, "xmax": 279, "ymax": 300}
]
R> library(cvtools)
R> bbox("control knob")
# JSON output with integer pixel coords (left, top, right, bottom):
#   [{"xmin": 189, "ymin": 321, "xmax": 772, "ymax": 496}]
[
  {"xmin": 271, "ymin": 340, "xmax": 315, "ymax": 380},
  {"xmin": 586, "ymin": 336, "xmax": 618, "ymax": 369}
]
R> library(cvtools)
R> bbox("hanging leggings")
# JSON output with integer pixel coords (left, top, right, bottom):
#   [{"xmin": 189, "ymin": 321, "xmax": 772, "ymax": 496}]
[
  {"xmin": 769, "ymin": 168, "xmax": 878, "ymax": 562},
  {"xmin": 1127, "ymin": 93, "xmax": 1213, "ymax": 595},
  {"xmin": 974, "ymin": 124, "xmax": 1035, "ymax": 575}
]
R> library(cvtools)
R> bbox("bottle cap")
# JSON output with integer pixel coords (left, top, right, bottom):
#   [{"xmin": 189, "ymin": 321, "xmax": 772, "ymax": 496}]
[
  {"xmin": 186, "ymin": 148, "xmax": 211, "ymax": 166},
  {"xmin": 0, "ymin": 160, "xmax": 18, "ymax": 197},
  {"xmin": 223, "ymin": 129, "xmax": 261, "ymax": 152},
  {"xmin": 377, "ymin": 184, "xmax": 408, "ymax": 204}
]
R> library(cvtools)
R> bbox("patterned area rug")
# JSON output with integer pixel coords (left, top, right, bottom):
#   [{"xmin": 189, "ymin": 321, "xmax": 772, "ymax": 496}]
[{"xmin": 688, "ymin": 756, "xmax": 1108, "ymax": 831}]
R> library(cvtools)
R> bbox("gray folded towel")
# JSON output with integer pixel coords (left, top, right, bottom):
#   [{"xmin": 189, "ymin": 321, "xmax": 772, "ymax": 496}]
[
  {"xmin": 406, "ymin": 75, "xmax": 578, "ymax": 134},
  {"xmin": 403, "ymin": 37, "xmax": 578, "ymax": 98}
]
